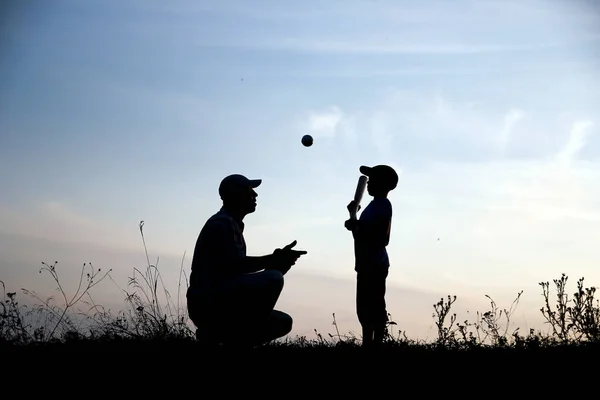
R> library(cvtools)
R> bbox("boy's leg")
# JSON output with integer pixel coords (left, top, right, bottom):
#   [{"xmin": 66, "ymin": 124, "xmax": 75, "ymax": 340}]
[
  {"xmin": 372, "ymin": 268, "xmax": 389, "ymax": 345},
  {"xmin": 362, "ymin": 326, "xmax": 374, "ymax": 347},
  {"xmin": 356, "ymin": 271, "xmax": 375, "ymax": 347}
]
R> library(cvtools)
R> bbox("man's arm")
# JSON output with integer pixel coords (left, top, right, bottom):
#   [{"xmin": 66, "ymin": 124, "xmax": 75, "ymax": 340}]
[
  {"xmin": 240, "ymin": 255, "xmax": 278, "ymax": 272},
  {"xmin": 209, "ymin": 219, "xmax": 277, "ymax": 274}
]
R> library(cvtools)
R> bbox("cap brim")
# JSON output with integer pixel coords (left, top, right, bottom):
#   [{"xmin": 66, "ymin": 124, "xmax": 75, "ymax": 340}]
[
  {"xmin": 249, "ymin": 179, "xmax": 262, "ymax": 188},
  {"xmin": 359, "ymin": 166, "xmax": 371, "ymax": 176}
]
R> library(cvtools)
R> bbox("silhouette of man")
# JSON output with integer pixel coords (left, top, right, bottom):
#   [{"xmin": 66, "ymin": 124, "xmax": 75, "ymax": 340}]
[
  {"xmin": 186, "ymin": 174, "xmax": 307, "ymax": 347},
  {"xmin": 345, "ymin": 165, "xmax": 398, "ymax": 348}
]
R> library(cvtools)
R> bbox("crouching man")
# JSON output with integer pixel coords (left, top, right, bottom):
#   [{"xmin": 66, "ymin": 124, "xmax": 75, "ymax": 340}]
[{"xmin": 186, "ymin": 173, "xmax": 307, "ymax": 347}]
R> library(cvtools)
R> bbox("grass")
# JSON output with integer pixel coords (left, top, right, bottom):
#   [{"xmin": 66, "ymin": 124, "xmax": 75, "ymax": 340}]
[{"xmin": 2, "ymin": 220, "xmax": 599, "ymax": 367}]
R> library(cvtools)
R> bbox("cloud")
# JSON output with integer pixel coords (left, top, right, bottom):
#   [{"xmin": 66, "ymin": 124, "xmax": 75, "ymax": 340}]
[
  {"xmin": 390, "ymin": 156, "xmax": 600, "ymax": 293},
  {"xmin": 0, "ymin": 201, "xmax": 141, "ymax": 253},
  {"xmin": 556, "ymin": 120, "xmax": 594, "ymax": 167},
  {"xmin": 300, "ymin": 100, "xmax": 410, "ymax": 163},
  {"xmin": 299, "ymin": 90, "xmax": 539, "ymax": 166},
  {"xmin": 369, "ymin": 110, "xmax": 394, "ymax": 157},
  {"xmin": 305, "ymin": 106, "xmax": 357, "ymax": 145},
  {"xmin": 297, "ymin": 88, "xmax": 600, "ymax": 290},
  {"xmin": 498, "ymin": 109, "xmax": 527, "ymax": 150},
  {"xmin": 307, "ymin": 106, "xmax": 343, "ymax": 138},
  {"xmin": 314, "ymin": 91, "xmax": 521, "ymax": 162},
  {"xmin": 178, "ymin": 0, "xmax": 600, "ymax": 55},
  {"xmin": 436, "ymin": 120, "xmax": 599, "ymax": 263},
  {"xmin": 217, "ymin": 40, "xmax": 565, "ymax": 55},
  {"xmin": 89, "ymin": 0, "xmax": 600, "ymax": 61},
  {"xmin": 491, "ymin": 120, "xmax": 597, "ymax": 222}
]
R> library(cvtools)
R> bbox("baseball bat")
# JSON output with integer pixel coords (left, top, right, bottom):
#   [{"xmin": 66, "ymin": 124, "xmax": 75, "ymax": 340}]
[{"xmin": 350, "ymin": 175, "xmax": 368, "ymax": 220}]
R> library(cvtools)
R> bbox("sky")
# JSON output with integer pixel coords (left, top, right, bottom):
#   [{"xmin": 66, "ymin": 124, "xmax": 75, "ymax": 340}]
[{"xmin": 1, "ymin": 0, "xmax": 600, "ymax": 341}]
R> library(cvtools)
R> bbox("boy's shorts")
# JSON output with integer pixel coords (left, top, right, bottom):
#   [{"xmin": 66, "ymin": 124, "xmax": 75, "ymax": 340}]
[{"xmin": 356, "ymin": 267, "xmax": 389, "ymax": 327}]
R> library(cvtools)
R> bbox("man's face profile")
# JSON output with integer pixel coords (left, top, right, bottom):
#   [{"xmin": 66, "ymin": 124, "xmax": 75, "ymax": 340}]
[
  {"xmin": 225, "ymin": 185, "xmax": 257, "ymax": 215},
  {"xmin": 247, "ymin": 187, "xmax": 258, "ymax": 213}
]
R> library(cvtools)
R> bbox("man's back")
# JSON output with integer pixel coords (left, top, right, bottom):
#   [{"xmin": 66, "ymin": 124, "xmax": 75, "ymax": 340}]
[
  {"xmin": 189, "ymin": 208, "xmax": 247, "ymax": 291},
  {"xmin": 353, "ymin": 197, "xmax": 392, "ymax": 271}
]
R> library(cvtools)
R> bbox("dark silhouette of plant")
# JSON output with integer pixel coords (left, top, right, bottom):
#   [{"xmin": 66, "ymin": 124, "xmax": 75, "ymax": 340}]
[
  {"xmin": 433, "ymin": 295, "xmax": 458, "ymax": 347},
  {"xmin": 540, "ymin": 274, "xmax": 599, "ymax": 343},
  {"xmin": 2, "ymin": 219, "xmax": 599, "ymax": 352},
  {"xmin": 20, "ymin": 261, "xmax": 112, "ymax": 342}
]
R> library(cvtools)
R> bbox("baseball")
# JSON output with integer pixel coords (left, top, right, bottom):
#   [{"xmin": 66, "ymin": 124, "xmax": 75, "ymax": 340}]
[{"xmin": 301, "ymin": 134, "xmax": 313, "ymax": 147}]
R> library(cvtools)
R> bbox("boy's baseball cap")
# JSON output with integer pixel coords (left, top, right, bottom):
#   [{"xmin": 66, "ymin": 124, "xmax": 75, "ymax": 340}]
[
  {"xmin": 359, "ymin": 165, "xmax": 398, "ymax": 190},
  {"xmin": 219, "ymin": 174, "xmax": 262, "ymax": 199}
]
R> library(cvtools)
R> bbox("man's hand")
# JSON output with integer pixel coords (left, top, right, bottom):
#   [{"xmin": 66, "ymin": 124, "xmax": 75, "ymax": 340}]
[{"xmin": 271, "ymin": 240, "xmax": 307, "ymax": 274}]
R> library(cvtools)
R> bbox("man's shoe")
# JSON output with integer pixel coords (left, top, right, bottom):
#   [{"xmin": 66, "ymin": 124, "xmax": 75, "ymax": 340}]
[{"xmin": 196, "ymin": 327, "xmax": 221, "ymax": 347}]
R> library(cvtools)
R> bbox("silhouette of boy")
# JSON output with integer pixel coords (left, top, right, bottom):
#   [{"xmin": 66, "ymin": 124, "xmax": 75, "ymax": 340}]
[
  {"xmin": 187, "ymin": 174, "xmax": 307, "ymax": 347},
  {"xmin": 345, "ymin": 165, "xmax": 398, "ymax": 347}
]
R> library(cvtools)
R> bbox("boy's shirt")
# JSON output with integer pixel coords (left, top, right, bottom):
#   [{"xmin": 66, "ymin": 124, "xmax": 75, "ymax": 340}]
[{"xmin": 353, "ymin": 197, "xmax": 392, "ymax": 272}]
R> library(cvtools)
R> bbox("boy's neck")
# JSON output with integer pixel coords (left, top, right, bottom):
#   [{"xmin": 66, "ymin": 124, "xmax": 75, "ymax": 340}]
[{"xmin": 372, "ymin": 193, "xmax": 388, "ymax": 199}]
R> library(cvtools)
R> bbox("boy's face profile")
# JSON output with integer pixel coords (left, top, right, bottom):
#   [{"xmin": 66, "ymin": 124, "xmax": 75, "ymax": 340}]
[
  {"xmin": 367, "ymin": 177, "xmax": 388, "ymax": 197},
  {"xmin": 360, "ymin": 164, "xmax": 397, "ymax": 198}
]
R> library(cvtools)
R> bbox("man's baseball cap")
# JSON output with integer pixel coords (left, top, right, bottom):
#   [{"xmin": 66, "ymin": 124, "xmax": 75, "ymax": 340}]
[
  {"xmin": 359, "ymin": 165, "xmax": 398, "ymax": 190},
  {"xmin": 218, "ymin": 174, "xmax": 262, "ymax": 199}
]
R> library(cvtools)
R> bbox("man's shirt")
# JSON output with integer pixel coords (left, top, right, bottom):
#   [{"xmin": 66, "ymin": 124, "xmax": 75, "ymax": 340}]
[
  {"xmin": 189, "ymin": 207, "xmax": 247, "ymax": 291},
  {"xmin": 353, "ymin": 197, "xmax": 392, "ymax": 272}
]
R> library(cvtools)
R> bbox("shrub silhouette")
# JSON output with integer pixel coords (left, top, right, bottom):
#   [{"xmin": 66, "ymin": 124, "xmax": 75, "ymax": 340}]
[{"xmin": 1, "ymin": 221, "xmax": 599, "ymax": 352}]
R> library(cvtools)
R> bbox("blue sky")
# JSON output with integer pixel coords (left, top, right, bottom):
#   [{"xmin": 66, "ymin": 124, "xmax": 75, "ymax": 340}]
[{"xmin": 1, "ymin": 0, "xmax": 599, "ymax": 339}]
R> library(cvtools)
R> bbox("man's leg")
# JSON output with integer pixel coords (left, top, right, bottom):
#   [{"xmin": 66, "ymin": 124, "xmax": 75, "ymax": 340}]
[
  {"xmin": 239, "ymin": 309, "xmax": 293, "ymax": 347},
  {"xmin": 187, "ymin": 286, "xmax": 222, "ymax": 346},
  {"xmin": 215, "ymin": 269, "xmax": 291, "ymax": 345},
  {"xmin": 220, "ymin": 269, "xmax": 284, "ymax": 315}
]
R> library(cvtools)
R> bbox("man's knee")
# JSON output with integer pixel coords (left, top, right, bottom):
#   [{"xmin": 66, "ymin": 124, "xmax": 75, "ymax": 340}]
[
  {"xmin": 272, "ymin": 310, "xmax": 293, "ymax": 337},
  {"xmin": 262, "ymin": 269, "xmax": 284, "ymax": 292},
  {"xmin": 281, "ymin": 311, "xmax": 293, "ymax": 334}
]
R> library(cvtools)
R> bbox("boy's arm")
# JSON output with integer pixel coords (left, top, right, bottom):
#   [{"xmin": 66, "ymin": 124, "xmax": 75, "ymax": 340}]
[
  {"xmin": 371, "ymin": 202, "xmax": 392, "ymax": 246},
  {"xmin": 345, "ymin": 218, "xmax": 361, "ymax": 239},
  {"xmin": 351, "ymin": 204, "xmax": 391, "ymax": 245},
  {"xmin": 370, "ymin": 216, "xmax": 391, "ymax": 246},
  {"xmin": 344, "ymin": 201, "xmax": 361, "ymax": 234}
]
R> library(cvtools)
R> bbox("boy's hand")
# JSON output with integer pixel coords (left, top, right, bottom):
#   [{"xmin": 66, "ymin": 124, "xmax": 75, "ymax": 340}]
[
  {"xmin": 347, "ymin": 201, "xmax": 361, "ymax": 215},
  {"xmin": 345, "ymin": 219, "xmax": 358, "ymax": 231}
]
